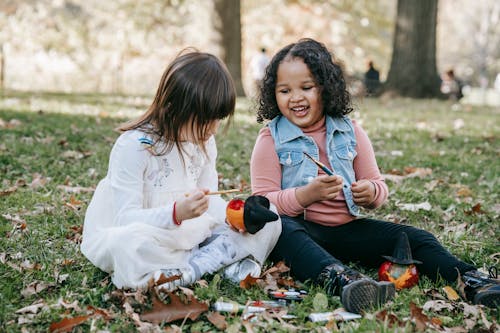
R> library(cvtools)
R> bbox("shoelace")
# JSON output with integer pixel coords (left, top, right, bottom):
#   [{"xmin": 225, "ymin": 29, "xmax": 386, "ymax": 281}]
[{"xmin": 488, "ymin": 266, "xmax": 498, "ymax": 279}]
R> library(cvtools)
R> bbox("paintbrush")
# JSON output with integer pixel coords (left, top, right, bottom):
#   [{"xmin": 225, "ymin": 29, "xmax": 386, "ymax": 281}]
[
  {"xmin": 206, "ymin": 189, "xmax": 241, "ymax": 195},
  {"xmin": 185, "ymin": 188, "xmax": 241, "ymax": 197},
  {"xmin": 303, "ymin": 152, "xmax": 334, "ymax": 176}
]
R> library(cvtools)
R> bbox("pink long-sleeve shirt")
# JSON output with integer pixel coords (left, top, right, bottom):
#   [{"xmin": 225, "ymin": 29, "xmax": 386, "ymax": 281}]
[{"xmin": 251, "ymin": 118, "xmax": 388, "ymax": 227}]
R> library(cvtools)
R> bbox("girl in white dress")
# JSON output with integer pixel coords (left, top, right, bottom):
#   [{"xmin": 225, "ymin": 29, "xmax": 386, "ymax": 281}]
[{"xmin": 81, "ymin": 51, "xmax": 281, "ymax": 289}]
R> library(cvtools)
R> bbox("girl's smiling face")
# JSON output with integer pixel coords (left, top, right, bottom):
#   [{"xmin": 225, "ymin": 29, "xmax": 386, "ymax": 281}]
[{"xmin": 275, "ymin": 57, "xmax": 323, "ymax": 128}]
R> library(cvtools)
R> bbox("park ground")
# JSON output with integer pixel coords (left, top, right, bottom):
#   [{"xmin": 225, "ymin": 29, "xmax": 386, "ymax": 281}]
[{"xmin": 0, "ymin": 91, "xmax": 498, "ymax": 332}]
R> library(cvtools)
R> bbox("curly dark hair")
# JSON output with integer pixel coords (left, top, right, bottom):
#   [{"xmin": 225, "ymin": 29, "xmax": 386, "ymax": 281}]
[{"xmin": 257, "ymin": 38, "xmax": 353, "ymax": 123}]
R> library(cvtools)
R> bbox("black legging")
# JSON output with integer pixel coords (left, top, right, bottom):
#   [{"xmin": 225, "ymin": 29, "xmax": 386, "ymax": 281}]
[{"xmin": 270, "ymin": 216, "xmax": 475, "ymax": 283}]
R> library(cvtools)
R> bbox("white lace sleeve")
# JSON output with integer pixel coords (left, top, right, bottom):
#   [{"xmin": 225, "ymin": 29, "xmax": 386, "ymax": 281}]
[{"xmin": 108, "ymin": 132, "xmax": 175, "ymax": 228}]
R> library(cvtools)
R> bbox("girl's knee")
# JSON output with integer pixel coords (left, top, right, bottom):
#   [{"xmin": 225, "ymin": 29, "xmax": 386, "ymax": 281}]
[{"xmin": 406, "ymin": 227, "xmax": 439, "ymax": 246}]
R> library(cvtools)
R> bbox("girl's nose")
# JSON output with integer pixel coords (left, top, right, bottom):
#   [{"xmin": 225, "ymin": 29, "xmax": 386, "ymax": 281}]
[{"xmin": 290, "ymin": 91, "xmax": 304, "ymax": 102}]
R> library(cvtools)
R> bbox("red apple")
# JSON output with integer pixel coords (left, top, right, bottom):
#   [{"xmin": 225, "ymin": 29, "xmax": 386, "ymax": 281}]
[
  {"xmin": 226, "ymin": 198, "xmax": 245, "ymax": 231},
  {"xmin": 378, "ymin": 261, "xmax": 419, "ymax": 290}
]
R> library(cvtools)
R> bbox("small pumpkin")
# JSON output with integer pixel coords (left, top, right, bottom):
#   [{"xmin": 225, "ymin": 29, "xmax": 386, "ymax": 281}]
[
  {"xmin": 378, "ymin": 232, "xmax": 422, "ymax": 290},
  {"xmin": 226, "ymin": 196, "xmax": 278, "ymax": 234},
  {"xmin": 226, "ymin": 198, "xmax": 245, "ymax": 231},
  {"xmin": 378, "ymin": 261, "xmax": 419, "ymax": 290}
]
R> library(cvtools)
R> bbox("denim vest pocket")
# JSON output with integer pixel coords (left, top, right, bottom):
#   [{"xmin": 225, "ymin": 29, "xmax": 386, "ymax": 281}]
[
  {"xmin": 278, "ymin": 151, "xmax": 304, "ymax": 167},
  {"xmin": 278, "ymin": 150, "xmax": 310, "ymax": 189},
  {"xmin": 334, "ymin": 144, "xmax": 357, "ymax": 161}
]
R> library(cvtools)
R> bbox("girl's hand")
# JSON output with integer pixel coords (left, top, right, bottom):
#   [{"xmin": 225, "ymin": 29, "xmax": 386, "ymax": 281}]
[
  {"xmin": 296, "ymin": 175, "xmax": 343, "ymax": 206},
  {"xmin": 175, "ymin": 188, "xmax": 209, "ymax": 222},
  {"xmin": 351, "ymin": 180, "xmax": 376, "ymax": 207}
]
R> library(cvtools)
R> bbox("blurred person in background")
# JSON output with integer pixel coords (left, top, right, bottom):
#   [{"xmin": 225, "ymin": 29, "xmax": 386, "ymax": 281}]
[
  {"xmin": 363, "ymin": 60, "xmax": 381, "ymax": 96},
  {"xmin": 250, "ymin": 47, "xmax": 270, "ymax": 95}
]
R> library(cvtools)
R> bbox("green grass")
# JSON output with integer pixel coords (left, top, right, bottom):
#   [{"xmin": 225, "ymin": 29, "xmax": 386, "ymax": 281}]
[{"xmin": 1, "ymin": 92, "xmax": 498, "ymax": 332}]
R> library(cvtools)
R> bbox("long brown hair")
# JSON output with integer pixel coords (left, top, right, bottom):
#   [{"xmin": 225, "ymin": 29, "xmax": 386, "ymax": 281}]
[{"xmin": 119, "ymin": 50, "xmax": 236, "ymax": 159}]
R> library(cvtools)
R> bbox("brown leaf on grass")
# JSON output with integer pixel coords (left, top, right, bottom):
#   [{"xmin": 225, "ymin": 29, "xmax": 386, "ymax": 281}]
[
  {"xmin": 253, "ymin": 261, "xmax": 300, "ymax": 293},
  {"xmin": 403, "ymin": 167, "xmax": 433, "ymax": 177},
  {"xmin": 442, "ymin": 286, "xmax": 460, "ymax": 301},
  {"xmin": 64, "ymin": 195, "xmax": 83, "ymax": 211},
  {"xmin": 20, "ymin": 260, "xmax": 41, "ymax": 271},
  {"xmin": 262, "ymin": 261, "xmax": 290, "ymax": 276},
  {"xmin": 410, "ymin": 302, "xmax": 429, "ymax": 331},
  {"xmin": 277, "ymin": 277, "xmax": 299, "ymax": 288},
  {"xmin": 242, "ymin": 319, "xmax": 255, "ymax": 333},
  {"xmin": 30, "ymin": 173, "xmax": 48, "ymax": 188},
  {"xmin": 206, "ymin": 311, "xmax": 228, "ymax": 330},
  {"xmin": 422, "ymin": 300, "xmax": 455, "ymax": 312},
  {"xmin": 87, "ymin": 305, "xmax": 114, "ymax": 321},
  {"xmin": 61, "ymin": 150, "xmax": 84, "ymax": 160},
  {"xmin": 66, "ymin": 225, "xmax": 83, "ymax": 243},
  {"xmin": 410, "ymin": 302, "xmax": 441, "ymax": 332},
  {"xmin": 383, "ymin": 167, "xmax": 433, "ymax": 183},
  {"xmin": 375, "ymin": 309, "xmax": 405, "ymax": 328},
  {"xmin": 21, "ymin": 281, "xmax": 53, "ymax": 298},
  {"xmin": 140, "ymin": 292, "xmax": 208, "ymax": 324},
  {"xmin": 257, "ymin": 273, "xmax": 279, "ymax": 292},
  {"xmin": 0, "ymin": 185, "xmax": 17, "ymax": 197},
  {"xmin": 0, "ymin": 118, "xmax": 22, "ymax": 128},
  {"xmin": 49, "ymin": 315, "xmax": 92, "ymax": 333},
  {"xmin": 15, "ymin": 300, "xmax": 46, "ymax": 314},
  {"xmin": 154, "ymin": 271, "xmax": 182, "ymax": 287},
  {"xmin": 464, "ymin": 203, "xmax": 485, "ymax": 215},
  {"xmin": 455, "ymin": 270, "xmax": 467, "ymax": 300},
  {"xmin": 455, "ymin": 186, "xmax": 473, "ymax": 198},
  {"xmin": 424, "ymin": 288, "xmax": 447, "ymax": 300},
  {"xmin": 240, "ymin": 274, "xmax": 260, "ymax": 289}
]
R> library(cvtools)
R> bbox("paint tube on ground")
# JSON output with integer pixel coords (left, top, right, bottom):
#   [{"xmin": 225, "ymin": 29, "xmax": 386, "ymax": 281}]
[{"xmin": 308, "ymin": 310, "xmax": 361, "ymax": 322}]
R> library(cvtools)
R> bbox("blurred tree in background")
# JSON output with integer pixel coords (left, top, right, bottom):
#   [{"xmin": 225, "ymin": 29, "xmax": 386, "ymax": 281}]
[
  {"xmin": 214, "ymin": 0, "xmax": 245, "ymax": 96},
  {"xmin": 0, "ymin": 0, "xmax": 498, "ymax": 95},
  {"xmin": 384, "ymin": 0, "xmax": 441, "ymax": 98}
]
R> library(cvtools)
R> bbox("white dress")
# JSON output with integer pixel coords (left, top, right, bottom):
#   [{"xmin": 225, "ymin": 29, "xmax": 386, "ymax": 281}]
[{"xmin": 81, "ymin": 129, "xmax": 281, "ymax": 288}]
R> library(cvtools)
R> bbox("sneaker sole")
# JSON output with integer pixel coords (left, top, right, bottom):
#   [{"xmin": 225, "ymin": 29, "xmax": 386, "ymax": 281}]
[
  {"xmin": 341, "ymin": 280, "xmax": 395, "ymax": 314},
  {"xmin": 378, "ymin": 281, "xmax": 396, "ymax": 304},
  {"xmin": 474, "ymin": 290, "xmax": 500, "ymax": 308}
]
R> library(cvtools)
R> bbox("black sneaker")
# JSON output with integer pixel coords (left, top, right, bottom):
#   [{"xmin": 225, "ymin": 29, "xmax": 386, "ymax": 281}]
[
  {"xmin": 319, "ymin": 263, "xmax": 395, "ymax": 314},
  {"xmin": 463, "ymin": 267, "xmax": 499, "ymax": 308}
]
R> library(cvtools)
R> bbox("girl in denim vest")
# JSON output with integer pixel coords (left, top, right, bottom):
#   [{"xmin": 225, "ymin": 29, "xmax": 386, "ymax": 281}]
[{"xmin": 250, "ymin": 38, "xmax": 498, "ymax": 313}]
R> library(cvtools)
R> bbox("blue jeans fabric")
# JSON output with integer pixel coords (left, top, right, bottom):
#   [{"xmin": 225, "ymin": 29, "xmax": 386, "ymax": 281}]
[{"xmin": 269, "ymin": 216, "xmax": 475, "ymax": 283}]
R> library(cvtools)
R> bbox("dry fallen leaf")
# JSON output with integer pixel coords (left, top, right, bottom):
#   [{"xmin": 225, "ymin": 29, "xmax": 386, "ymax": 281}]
[
  {"xmin": 140, "ymin": 292, "xmax": 208, "ymax": 324},
  {"xmin": 375, "ymin": 309, "xmax": 405, "ymax": 328},
  {"xmin": 206, "ymin": 311, "xmax": 228, "ymax": 330},
  {"xmin": 154, "ymin": 271, "xmax": 182, "ymax": 288},
  {"xmin": 455, "ymin": 186, "xmax": 473, "ymax": 198},
  {"xmin": 422, "ymin": 300, "xmax": 455, "ymax": 312},
  {"xmin": 21, "ymin": 281, "xmax": 53, "ymax": 298},
  {"xmin": 15, "ymin": 301, "xmax": 46, "ymax": 314},
  {"xmin": 464, "ymin": 203, "xmax": 485, "ymax": 215},
  {"xmin": 442, "ymin": 286, "xmax": 460, "ymax": 301},
  {"xmin": 410, "ymin": 302, "xmax": 432, "ymax": 332},
  {"xmin": 240, "ymin": 274, "xmax": 260, "ymax": 289},
  {"xmin": 49, "ymin": 315, "xmax": 92, "ymax": 333},
  {"xmin": 0, "ymin": 185, "xmax": 17, "ymax": 197}
]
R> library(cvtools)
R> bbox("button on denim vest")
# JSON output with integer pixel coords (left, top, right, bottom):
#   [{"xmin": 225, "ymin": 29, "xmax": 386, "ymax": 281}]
[{"xmin": 268, "ymin": 115, "xmax": 360, "ymax": 216}]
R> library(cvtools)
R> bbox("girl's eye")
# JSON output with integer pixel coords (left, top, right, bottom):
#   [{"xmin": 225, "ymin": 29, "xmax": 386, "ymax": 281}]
[
  {"xmin": 278, "ymin": 89, "xmax": 289, "ymax": 94},
  {"xmin": 303, "ymin": 86, "xmax": 314, "ymax": 90}
]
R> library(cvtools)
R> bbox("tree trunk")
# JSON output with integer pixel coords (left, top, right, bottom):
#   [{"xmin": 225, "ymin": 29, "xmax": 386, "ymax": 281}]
[
  {"xmin": 213, "ymin": 0, "xmax": 246, "ymax": 97},
  {"xmin": 0, "ymin": 44, "xmax": 4, "ymax": 90},
  {"xmin": 384, "ymin": 0, "xmax": 442, "ymax": 98}
]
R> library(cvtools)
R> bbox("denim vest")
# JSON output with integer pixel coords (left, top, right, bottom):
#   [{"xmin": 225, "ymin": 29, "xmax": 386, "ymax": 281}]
[{"xmin": 268, "ymin": 115, "xmax": 360, "ymax": 216}]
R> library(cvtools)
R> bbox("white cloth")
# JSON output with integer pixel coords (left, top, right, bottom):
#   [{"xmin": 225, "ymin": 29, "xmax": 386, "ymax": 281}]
[{"xmin": 81, "ymin": 129, "xmax": 281, "ymax": 288}]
